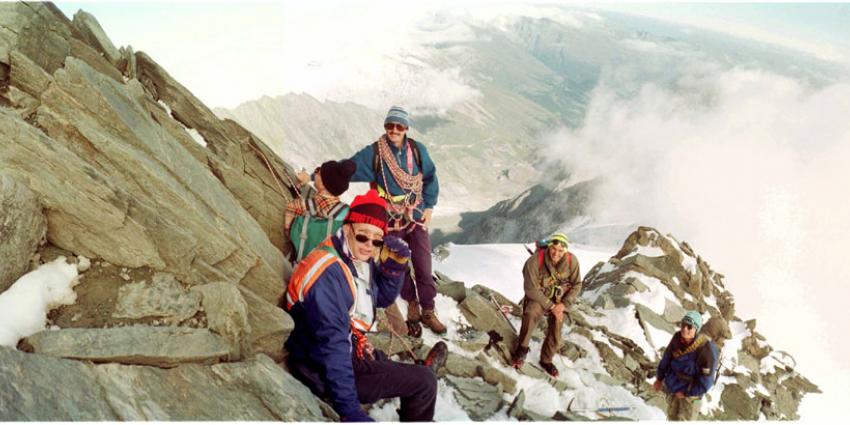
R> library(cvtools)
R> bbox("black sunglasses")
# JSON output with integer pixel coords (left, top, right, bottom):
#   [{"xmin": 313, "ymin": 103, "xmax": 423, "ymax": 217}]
[
  {"xmin": 384, "ymin": 123, "xmax": 407, "ymax": 132},
  {"xmin": 681, "ymin": 323, "xmax": 694, "ymax": 330},
  {"xmin": 354, "ymin": 233, "xmax": 384, "ymax": 248}
]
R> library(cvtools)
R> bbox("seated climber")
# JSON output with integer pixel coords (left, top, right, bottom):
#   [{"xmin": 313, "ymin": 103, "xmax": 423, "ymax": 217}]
[
  {"xmin": 653, "ymin": 311, "xmax": 718, "ymax": 421},
  {"xmin": 283, "ymin": 189, "xmax": 447, "ymax": 422},
  {"xmin": 283, "ymin": 161, "xmax": 409, "ymax": 336},
  {"xmin": 284, "ymin": 160, "xmax": 356, "ymax": 263},
  {"xmin": 511, "ymin": 232, "xmax": 582, "ymax": 377}
]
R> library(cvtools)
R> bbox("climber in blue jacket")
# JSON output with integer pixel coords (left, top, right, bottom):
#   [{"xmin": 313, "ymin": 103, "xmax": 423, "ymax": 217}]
[
  {"xmin": 654, "ymin": 310, "xmax": 718, "ymax": 421},
  {"xmin": 283, "ymin": 189, "xmax": 446, "ymax": 422}
]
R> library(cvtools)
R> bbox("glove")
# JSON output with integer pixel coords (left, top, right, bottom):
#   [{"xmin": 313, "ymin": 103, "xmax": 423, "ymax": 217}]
[
  {"xmin": 341, "ymin": 410, "xmax": 375, "ymax": 422},
  {"xmin": 378, "ymin": 235, "xmax": 410, "ymax": 279}
]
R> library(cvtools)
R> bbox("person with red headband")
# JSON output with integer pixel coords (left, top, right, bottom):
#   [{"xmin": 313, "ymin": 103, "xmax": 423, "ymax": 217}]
[{"xmin": 283, "ymin": 189, "xmax": 447, "ymax": 422}]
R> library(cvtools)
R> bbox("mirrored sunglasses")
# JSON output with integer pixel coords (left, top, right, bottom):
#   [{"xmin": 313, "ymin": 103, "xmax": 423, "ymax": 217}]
[
  {"xmin": 384, "ymin": 123, "xmax": 407, "ymax": 132},
  {"xmin": 354, "ymin": 233, "xmax": 384, "ymax": 248}
]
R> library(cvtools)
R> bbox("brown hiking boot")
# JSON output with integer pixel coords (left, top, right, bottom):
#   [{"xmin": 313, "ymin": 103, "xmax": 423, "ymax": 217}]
[
  {"xmin": 540, "ymin": 361, "xmax": 559, "ymax": 378},
  {"xmin": 407, "ymin": 300, "xmax": 421, "ymax": 323},
  {"xmin": 421, "ymin": 309, "xmax": 447, "ymax": 334},
  {"xmin": 512, "ymin": 346, "xmax": 529, "ymax": 369}
]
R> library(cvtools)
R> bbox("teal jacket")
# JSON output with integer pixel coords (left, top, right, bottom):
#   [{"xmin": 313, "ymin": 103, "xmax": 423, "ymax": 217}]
[{"xmin": 348, "ymin": 136, "xmax": 438, "ymax": 221}]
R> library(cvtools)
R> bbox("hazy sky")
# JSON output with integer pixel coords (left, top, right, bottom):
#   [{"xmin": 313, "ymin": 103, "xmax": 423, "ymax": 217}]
[
  {"xmin": 56, "ymin": 1, "xmax": 286, "ymax": 109},
  {"xmin": 55, "ymin": 1, "xmax": 850, "ymax": 109}
]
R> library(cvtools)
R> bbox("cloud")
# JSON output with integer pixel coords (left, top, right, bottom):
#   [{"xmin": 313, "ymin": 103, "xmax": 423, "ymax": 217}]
[
  {"xmin": 545, "ymin": 67, "xmax": 850, "ymax": 407},
  {"xmin": 279, "ymin": 2, "xmax": 603, "ymax": 112}
]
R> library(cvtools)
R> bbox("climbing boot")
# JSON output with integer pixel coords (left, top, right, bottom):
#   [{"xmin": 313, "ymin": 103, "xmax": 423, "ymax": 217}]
[
  {"xmin": 407, "ymin": 300, "xmax": 421, "ymax": 323},
  {"xmin": 512, "ymin": 346, "xmax": 529, "ymax": 369},
  {"xmin": 540, "ymin": 361, "xmax": 559, "ymax": 378},
  {"xmin": 423, "ymin": 341, "xmax": 448, "ymax": 374},
  {"xmin": 406, "ymin": 320, "xmax": 422, "ymax": 338},
  {"xmin": 421, "ymin": 309, "xmax": 447, "ymax": 334}
]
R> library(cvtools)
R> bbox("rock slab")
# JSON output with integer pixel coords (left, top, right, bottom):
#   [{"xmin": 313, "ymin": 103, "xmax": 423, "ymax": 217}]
[
  {"xmin": 21, "ymin": 326, "xmax": 230, "ymax": 368},
  {"xmin": 0, "ymin": 346, "xmax": 326, "ymax": 421}
]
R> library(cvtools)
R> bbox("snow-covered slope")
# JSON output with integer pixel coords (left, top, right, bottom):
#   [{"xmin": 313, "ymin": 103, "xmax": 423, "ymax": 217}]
[{"xmin": 373, "ymin": 226, "xmax": 820, "ymax": 421}]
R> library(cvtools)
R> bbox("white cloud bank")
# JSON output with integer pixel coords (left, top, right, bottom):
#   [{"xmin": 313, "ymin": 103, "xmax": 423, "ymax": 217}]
[{"xmin": 545, "ymin": 67, "xmax": 850, "ymax": 420}]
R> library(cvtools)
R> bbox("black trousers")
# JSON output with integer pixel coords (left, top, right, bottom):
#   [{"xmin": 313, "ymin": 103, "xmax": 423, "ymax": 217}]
[{"xmin": 289, "ymin": 350, "xmax": 438, "ymax": 422}]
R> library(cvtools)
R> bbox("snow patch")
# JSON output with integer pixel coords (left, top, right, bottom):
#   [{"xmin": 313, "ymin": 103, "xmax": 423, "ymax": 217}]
[{"xmin": 0, "ymin": 257, "xmax": 79, "ymax": 347}]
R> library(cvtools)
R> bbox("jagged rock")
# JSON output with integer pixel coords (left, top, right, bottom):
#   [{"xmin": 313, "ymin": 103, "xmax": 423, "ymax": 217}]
[
  {"xmin": 192, "ymin": 281, "xmax": 251, "ymax": 360},
  {"xmin": 717, "ymin": 383, "xmax": 760, "ymax": 420},
  {"xmin": 0, "ymin": 174, "xmax": 46, "ymax": 293},
  {"xmin": 2, "ymin": 3, "xmax": 74, "ymax": 75},
  {"xmin": 459, "ymin": 291, "xmax": 517, "ymax": 350},
  {"xmin": 67, "ymin": 36, "xmax": 123, "ymax": 83},
  {"xmin": 367, "ymin": 332, "xmax": 422, "ymax": 357},
  {"xmin": 113, "ymin": 273, "xmax": 202, "ymax": 323},
  {"xmin": 559, "ymin": 340, "xmax": 587, "ymax": 362},
  {"xmin": 438, "ymin": 352, "xmax": 517, "ymax": 394},
  {"xmin": 71, "ymin": 10, "xmax": 121, "ymax": 65},
  {"xmin": 117, "ymin": 45, "xmax": 137, "ymax": 79},
  {"xmin": 8, "ymin": 49, "xmax": 53, "ymax": 99},
  {"xmin": 444, "ymin": 375, "xmax": 503, "ymax": 421},
  {"xmin": 701, "ymin": 316, "xmax": 732, "ymax": 348},
  {"xmin": 135, "ymin": 51, "xmax": 294, "ymax": 254},
  {"xmin": 238, "ymin": 286, "xmax": 291, "ymax": 362},
  {"xmin": 507, "ymin": 389, "xmax": 525, "ymax": 419},
  {"xmin": 592, "ymin": 294, "xmax": 616, "ymax": 309},
  {"xmin": 455, "ymin": 327, "xmax": 490, "ymax": 352},
  {"xmin": 436, "ymin": 279, "xmax": 467, "ymax": 303},
  {"xmin": 593, "ymin": 341, "xmax": 634, "ymax": 383},
  {"xmin": 0, "ymin": 346, "xmax": 326, "ymax": 420},
  {"xmin": 634, "ymin": 303, "xmax": 676, "ymax": 335},
  {"xmin": 552, "ymin": 410, "xmax": 593, "ymax": 421},
  {"xmin": 471, "ymin": 284, "xmax": 521, "ymax": 315},
  {"xmin": 742, "ymin": 334, "xmax": 771, "ymax": 360},
  {"xmin": 19, "ymin": 326, "xmax": 230, "ymax": 367},
  {"xmin": 661, "ymin": 298, "xmax": 688, "ymax": 324}
]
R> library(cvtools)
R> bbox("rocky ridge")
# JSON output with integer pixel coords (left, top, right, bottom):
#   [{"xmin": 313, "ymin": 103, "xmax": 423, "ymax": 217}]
[{"xmin": 0, "ymin": 3, "xmax": 818, "ymax": 422}]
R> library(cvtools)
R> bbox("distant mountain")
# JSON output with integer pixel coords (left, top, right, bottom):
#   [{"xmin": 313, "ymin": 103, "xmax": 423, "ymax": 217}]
[{"xmin": 218, "ymin": 6, "xmax": 845, "ymax": 223}]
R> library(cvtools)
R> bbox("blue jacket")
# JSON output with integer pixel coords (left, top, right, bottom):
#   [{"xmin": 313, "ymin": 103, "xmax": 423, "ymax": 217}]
[
  {"xmin": 348, "ymin": 136, "xmax": 439, "ymax": 220},
  {"xmin": 657, "ymin": 332, "xmax": 718, "ymax": 397},
  {"xmin": 284, "ymin": 232, "xmax": 404, "ymax": 417}
]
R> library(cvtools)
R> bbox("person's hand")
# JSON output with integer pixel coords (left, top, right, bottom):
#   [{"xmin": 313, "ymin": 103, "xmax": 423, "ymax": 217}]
[
  {"xmin": 296, "ymin": 169, "xmax": 310, "ymax": 185},
  {"xmin": 653, "ymin": 379, "xmax": 663, "ymax": 392},
  {"xmin": 550, "ymin": 303, "xmax": 565, "ymax": 322},
  {"xmin": 675, "ymin": 392, "xmax": 686, "ymax": 399},
  {"xmin": 421, "ymin": 208, "xmax": 433, "ymax": 227},
  {"xmin": 379, "ymin": 235, "xmax": 410, "ymax": 279},
  {"xmin": 341, "ymin": 410, "xmax": 374, "ymax": 422}
]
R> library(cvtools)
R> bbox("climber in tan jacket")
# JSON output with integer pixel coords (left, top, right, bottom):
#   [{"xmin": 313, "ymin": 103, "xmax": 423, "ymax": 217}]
[{"xmin": 512, "ymin": 232, "xmax": 581, "ymax": 377}]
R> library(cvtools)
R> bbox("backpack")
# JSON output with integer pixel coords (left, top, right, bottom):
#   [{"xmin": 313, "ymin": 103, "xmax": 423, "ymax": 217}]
[{"xmin": 289, "ymin": 199, "xmax": 349, "ymax": 263}]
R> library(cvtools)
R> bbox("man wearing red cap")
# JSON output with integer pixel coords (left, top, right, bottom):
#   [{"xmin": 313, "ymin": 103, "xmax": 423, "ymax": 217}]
[{"xmin": 284, "ymin": 190, "xmax": 447, "ymax": 422}]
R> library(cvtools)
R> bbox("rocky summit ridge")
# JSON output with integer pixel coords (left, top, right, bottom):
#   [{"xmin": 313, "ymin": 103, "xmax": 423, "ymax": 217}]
[{"xmin": 0, "ymin": 3, "xmax": 817, "ymax": 421}]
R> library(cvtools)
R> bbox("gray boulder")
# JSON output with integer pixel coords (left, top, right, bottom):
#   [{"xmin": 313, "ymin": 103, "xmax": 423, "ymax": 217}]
[
  {"xmin": 0, "ymin": 174, "xmax": 46, "ymax": 292},
  {"xmin": 459, "ymin": 291, "xmax": 517, "ymax": 349},
  {"xmin": 71, "ymin": 10, "xmax": 121, "ymax": 64},
  {"xmin": 444, "ymin": 375, "xmax": 503, "ymax": 421},
  {"xmin": 0, "ymin": 346, "xmax": 326, "ymax": 421},
  {"xmin": 20, "ymin": 326, "xmax": 230, "ymax": 367}
]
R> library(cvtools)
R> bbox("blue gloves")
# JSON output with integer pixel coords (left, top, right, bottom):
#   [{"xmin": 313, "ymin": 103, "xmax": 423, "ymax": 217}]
[
  {"xmin": 379, "ymin": 235, "xmax": 410, "ymax": 279},
  {"xmin": 341, "ymin": 410, "xmax": 375, "ymax": 422}
]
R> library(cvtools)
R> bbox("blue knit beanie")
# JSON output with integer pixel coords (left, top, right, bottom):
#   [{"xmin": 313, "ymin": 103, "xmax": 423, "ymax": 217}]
[
  {"xmin": 682, "ymin": 311, "xmax": 703, "ymax": 332},
  {"xmin": 384, "ymin": 106, "xmax": 410, "ymax": 128}
]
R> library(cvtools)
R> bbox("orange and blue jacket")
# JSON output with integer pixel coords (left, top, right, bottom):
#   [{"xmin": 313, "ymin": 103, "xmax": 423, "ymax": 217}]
[{"xmin": 284, "ymin": 232, "xmax": 403, "ymax": 418}]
